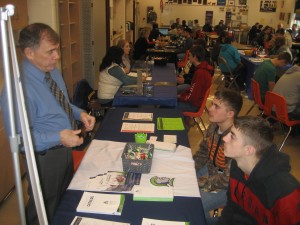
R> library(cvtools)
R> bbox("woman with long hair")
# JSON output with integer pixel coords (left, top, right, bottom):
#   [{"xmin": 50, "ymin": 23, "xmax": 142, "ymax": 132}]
[
  {"xmin": 98, "ymin": 46, "xmax": 137, "ymax": 105},
  {"xmin": 117, "ymin": 39, "xmax": 132, "ymax": 74}
]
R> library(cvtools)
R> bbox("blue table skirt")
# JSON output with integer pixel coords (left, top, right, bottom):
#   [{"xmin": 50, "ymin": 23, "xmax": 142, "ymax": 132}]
[{"xmin": 51, "ymin": 190, "xmax": 206, "ymax": 225}]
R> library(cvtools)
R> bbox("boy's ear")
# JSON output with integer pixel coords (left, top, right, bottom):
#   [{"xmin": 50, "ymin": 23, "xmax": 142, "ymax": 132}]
[
  {"xmin": 245, "ymin": 145, "xmax": 256, "ymax": 156},
  {"xmin": 227, "ymin": 110, "xmax": 235, "ymax": 119}
]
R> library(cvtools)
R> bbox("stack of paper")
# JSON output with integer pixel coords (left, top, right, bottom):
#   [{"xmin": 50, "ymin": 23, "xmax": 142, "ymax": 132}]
[
  {"xmin": 86, "ymin": 171, "xmax": 141, "ymax": 192},
  {"xmin": 133, "ymin": 186, "xmax": 173, "ymax": 202},
  {"xmin": 121, "ymin": 122, "xmax": 155, "ymax": 133},
  {"xmin": 70, "ymin": 216, "xmax": 130, "ymax": 225},
  {"xmin": 146, "ymin": 140, "xmax": 176, "ymax": 152},
  {"xmin": 122, "ymin": 112, "xmax": 153, "ymax": 121},
  {"xmin": 76, "ymin": 192, "xmax": 125, "ymax": 215},
  {"xmin": 142, "ymin": 218, "xmax": 189, "ymax": 225}
]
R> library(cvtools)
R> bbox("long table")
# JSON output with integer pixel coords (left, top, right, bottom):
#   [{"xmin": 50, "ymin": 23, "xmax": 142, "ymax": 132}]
[
  {"xmin": 113, "ymin": 63, "xmax": 178, "ymax": 107},
  {"xmin": 51, "ymin": 107, "xmax": 206, "ymax": 225}
]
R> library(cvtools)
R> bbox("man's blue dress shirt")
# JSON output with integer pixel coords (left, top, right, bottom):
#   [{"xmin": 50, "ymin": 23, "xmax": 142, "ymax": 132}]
[{"xmin": 0, "ymin": 59, "xmax": 83, "ymax": 152}]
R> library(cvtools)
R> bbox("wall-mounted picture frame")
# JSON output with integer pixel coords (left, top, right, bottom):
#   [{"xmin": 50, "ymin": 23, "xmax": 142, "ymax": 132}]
[
  {"xmin": 260, "ymin": 0, "xmax": 277, "ymax": 12},
  {"xmin": 238, "ymin": 0, "xmax": 247, "ymax": 6},
  {"xmin": 228, "ymin": 0, "xmax": 235, "ymax": 6}
]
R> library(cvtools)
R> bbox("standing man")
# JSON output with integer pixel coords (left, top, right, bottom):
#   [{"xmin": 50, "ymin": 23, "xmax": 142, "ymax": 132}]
[
  {"xmin": 193, "ymin": 89, "xmax": 243, "ymax": 224},
  {"xmin": 0, "ymin": 23, "xmax": 95, "ymax": 225},
  {"xmin": 217, "ymin": 116, "xmax": 300, "ymax": 225},
  {"xmin": 253, "ymin": 52, "xmax": 291, "ymax": 103},
  {"xmin": 177, "ymin": 46, "xmax": 213, "ymax": 112}
]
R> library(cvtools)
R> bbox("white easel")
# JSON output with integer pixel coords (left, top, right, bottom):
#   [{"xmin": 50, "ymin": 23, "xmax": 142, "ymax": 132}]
[{"xmin": 0, "ymin": 5, "xmax": 48, "ymax": 225}]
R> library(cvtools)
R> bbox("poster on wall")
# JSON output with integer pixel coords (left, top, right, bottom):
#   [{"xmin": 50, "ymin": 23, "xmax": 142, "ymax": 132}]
[
  {"xmin": 217, "ymin": 0, "xmax": 226, "ymax": 6},
  {"xmin": 237, "ymin": 0, "xmax": 247, "ymax": 6},
  {"xmin": 205, "ymin": 11, "xmax": 214, "ymax": 24},
  {"xmin": 207, "ymin": 0, "xmax": 217, "ymax": 5},
  {"xmin": 260, "ymin": 0, "xmax": 277, "ymax": 12}
]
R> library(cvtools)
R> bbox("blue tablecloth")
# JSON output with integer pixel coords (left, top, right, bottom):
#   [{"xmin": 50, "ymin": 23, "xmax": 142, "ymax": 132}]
[
  {"xmin": 240, "ymin": 55, "xmax": 292, "ymax": 98},
  {"xmin": 113, "ymin": 63, "xmax": 177, "ymax": 107},
  {"xmin": 51, "ymin": 107, "xmax": 206, "ymax": 225}
]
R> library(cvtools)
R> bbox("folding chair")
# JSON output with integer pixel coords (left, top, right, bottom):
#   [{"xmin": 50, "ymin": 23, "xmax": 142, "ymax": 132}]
[
  {"xmin": 245, "ymin": 79, "xmax": 264, "ymax": 115},
  {"xmin": 182, "ymin": 86, "xmax": 211, "ymax": 138},
  {"xmin": 217, "ymin": 56, "xmax": 241, "ymax": 91},
  {"xmin": 263, "ymin": 91, "xmax": 300, "ymax": 151}
]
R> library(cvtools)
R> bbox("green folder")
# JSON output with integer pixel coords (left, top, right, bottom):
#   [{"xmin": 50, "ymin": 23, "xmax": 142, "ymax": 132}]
[{"xmin": 157, "ymin": 117, "xmax": 185, "ymax": 130}]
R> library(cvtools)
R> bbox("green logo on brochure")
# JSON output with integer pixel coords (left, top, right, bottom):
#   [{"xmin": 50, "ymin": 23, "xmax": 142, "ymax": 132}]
[{"xmin": 150, "ymin": 176, "xmax": 175, "ymax": 187}]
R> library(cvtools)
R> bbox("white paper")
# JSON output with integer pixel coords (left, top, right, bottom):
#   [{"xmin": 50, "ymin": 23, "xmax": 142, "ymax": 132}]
[
  {"xmin": 122, "ymin": 112, "xmax": 153, "ymax": 121},
  {"xmin": 133, "ymin": 186, "xmax": 173, "ymax": 202},
  {"xmin": 76, "ymin": 192, "xmax": 123, "ymax": 215},
  {"xmin": 70, "ymin": 216, "xmax": 130, "ymax": 225},
  {"xmin": 142, "ymin": 218, "xmax": 188, "ymax": 225},
  {"xmin": 164, "ymin": 135, "xmax": 177, "ymax": 144},
  {"xmin": 121, "ymin": 122, "xmax": 155, "ymax": 133}
]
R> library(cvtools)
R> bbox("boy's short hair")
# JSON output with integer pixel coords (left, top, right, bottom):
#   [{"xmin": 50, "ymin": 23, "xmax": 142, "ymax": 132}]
[
  {"xmin": 234, "ymin": 116, "xmax": 274, "ymax": 157},
  {"xmin": 277, "ymin": 52, "xmax": 292, "ymax": 64},
  {"xmin": 214, "ymin": 89, "xmax": 243, "ymax": 117},
  {"xmin": 189, "ymin": 45, "xmax": 205, "ymax": 62}
]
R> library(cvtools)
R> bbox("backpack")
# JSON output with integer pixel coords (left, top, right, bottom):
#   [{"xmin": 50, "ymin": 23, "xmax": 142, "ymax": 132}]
[{"xmin": 73, "ymin": 79, "xmax": 96, "ymax": 111}]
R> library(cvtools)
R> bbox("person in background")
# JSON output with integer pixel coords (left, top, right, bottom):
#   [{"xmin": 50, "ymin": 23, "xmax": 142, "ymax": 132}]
[
  {"xmin": 98, "ymin": 46, "xmax": 142, "ymax": 105},
  {"xmin": 149, "ymin": 22, "xmax": 164, "ymax": 42},
  {"xmin": 182, "ymin": 19, "xmax": 188, "ymax": 29},
  {"xmin": 211, "ymin": 31, "xmax": 226, "ymax": 66},
  {"xmin": 192, "ymin": 19, "xmax": 201, "ymax": 34},
  {"xmin": 257, "ymin": 26, "xmax": 273, "ymax": 49},
  {"xmin": 175, "ymin": 25, "xmax": 185, "ymax": 48},
  {"xmin": 202, "ymin": 22, "xmax": 213, "ymax": 33},
  {"xmin": 171, "ymin": 17, "xmax": 181, "ymax": 29},
  {"xmin": 248, "ymin": 22, "xmax": 260, "ymax": 44},
  {"xmin": 181, "ymin": 27, "xmax": 194, "ymax": 52},
  {"xmin": 214, "ymin": 20, "xmax": 226, "ymax": 36},
  {"xmin": 284, "ymin": 29, "xmax": 293, "ymax": 49},
  {"xmin": 218, "ymin": 37, "xmax": 241, "ymax": 74},
  {"xmin": 216, "ymin": 116, "xmax": 300, "ymax": 225},
  {"xmin": 253, "ymin": 52, "xmax": 291, "ymax": 103},
  {"xmin": 275, "ymin": 22, "xmax": 284, "ymax": 34},
  {"xmin": 273, "ymin": 64, "xmax": 300, "ymax": 120},
  {"xmin": 0, "ymin": 23, "xmax": 96, "ymax": 225},
  {"xmin": 193, "ymin": 89, "xmax": 243, "ymax": 225},
  {"xmin": 117, "ymin": 39, "xmax": 132, "ymax": 74},
  {"xmin": 177, "ymin": 45, "xmax": 213, "ymax": 112},
  {"xmin": 133, "ymin": 27, "xmax": 155, "ymax": 60},
  {"xmin": 269, "ymin": 36, "xmax": 292, "ymax": 59},
  {"xmin": 291, "ymin": 24, "xmax": 298, "ymax": 39}
]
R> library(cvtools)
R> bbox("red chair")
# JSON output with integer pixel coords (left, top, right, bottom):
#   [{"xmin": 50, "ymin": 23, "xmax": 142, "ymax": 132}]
[
  {"xmin": 72, "ymin": 150, "xmax": 86, "ymax": 172},
  {"xmin": 263, "ymin": 91, "xmax": 300, "ymax": 151},
  {"xmin": 177, "ymin": 50, "xmax": 190, "ymax": 70},
  {"xmin": 183, "ymin": 86, "xmax": 211, "ymax": 137},
  {"xmin": 245, "ymin": 79, "xmax": 264, "ymax": 115}
]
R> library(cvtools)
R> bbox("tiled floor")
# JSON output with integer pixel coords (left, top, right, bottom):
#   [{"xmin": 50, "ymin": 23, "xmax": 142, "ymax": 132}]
[{"xmin": 0, "ymin": 73, "xmax": 299, "ymax": 224}]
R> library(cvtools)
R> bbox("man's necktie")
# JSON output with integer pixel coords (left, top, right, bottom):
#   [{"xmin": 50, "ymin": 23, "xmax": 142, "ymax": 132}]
[{"xmin": 45, "ymin": 72, "xmax": 77, "ymax": 130}]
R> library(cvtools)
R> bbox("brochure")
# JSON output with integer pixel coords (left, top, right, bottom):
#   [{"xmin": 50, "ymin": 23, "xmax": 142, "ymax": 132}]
[
  {"xmin": 122, "ymin": 112, "xmax": 153, "ymax": 121},
  {"xmin": 76, "ymin": 192, "xmax": 125, "ymax": 216},
  {"xmin": 70, "ymin": 216, "xmax": 130, "ymax": 225},
  {"xmin": 133, "ymin": 186, "xmax": 174, "ymax": 202},
  {"xmin": 121, "ymin": 122, "xmax": 155, "ymax": 133}
]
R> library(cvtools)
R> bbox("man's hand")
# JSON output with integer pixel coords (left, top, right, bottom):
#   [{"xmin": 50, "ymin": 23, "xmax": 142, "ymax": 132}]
[
  {"xmin": 80, "ymin": 112, "xmax": 96, "ymax": 131},
  {"xmin": 60, "ymin": 129, "xmax": 83, "ymax": 147}
]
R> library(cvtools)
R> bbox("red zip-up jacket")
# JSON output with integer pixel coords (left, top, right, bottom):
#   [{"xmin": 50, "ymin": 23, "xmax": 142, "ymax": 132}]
[{"xmin": 178, "ymin": 61, "xmax": 213, "ymax": 108}]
